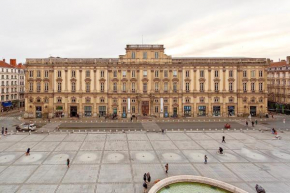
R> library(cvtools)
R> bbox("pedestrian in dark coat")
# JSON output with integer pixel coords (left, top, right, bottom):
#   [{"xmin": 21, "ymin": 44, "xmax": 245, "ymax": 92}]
[
  {"xmin": 67, "ymin": 158, "xmax": 70, "ymax": 168},
  {"xmin": 252, "ymin": 121, "xmax": 254, "ymax": 127},
  {"xmin": 5, "ymin": 128, "xmax": 8, "ymax": 135},
  {"xmin": 143, "ymin": 173, "xmax": 147, "ymax": 182},
  {"xmin": 1, "ymin": 127, "xmax": 4, "ymax": 135},
  {"xmin": 146, "ymin": 172, "xmax": 151, "ymax": 183},
  {"xmin": 143, "ymin": 182, "xmax": 148, "ymax": 193},
  {"xmin": 222, "ymin": 136, "xmax": 226, "ymax": 143},
  {"xmin": 26, "ymin": 148, "xmax": 30, "ymax": 156},
  {"xmin": 246, "ymin": 121, "xmax": 248, "ymax": 126},
  {"xmin": 165, "ymin": 163, "xmax": 169, "ymax": 173},
  {"xmin": 204, "ymin": 155, "xmax": 208, "ymax": 164}
]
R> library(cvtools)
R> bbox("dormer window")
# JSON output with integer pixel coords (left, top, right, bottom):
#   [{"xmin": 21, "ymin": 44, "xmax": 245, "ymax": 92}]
[
  {"xmin": 143, "ymin": 52, "xmax": 147, "ymax": 59},
  {"xmin": 132, "ymin": 52, "xmax": 136, "ymax": 59},
  {"xmin": 155, "ymin": 52, "xmax": 158, "ymax": 59}
]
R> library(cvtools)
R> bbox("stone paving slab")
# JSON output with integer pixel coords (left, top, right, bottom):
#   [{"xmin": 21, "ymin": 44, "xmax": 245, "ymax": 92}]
[{"xmin": 0, "ymin": 130, "xmax": 290, "ymax": 193}]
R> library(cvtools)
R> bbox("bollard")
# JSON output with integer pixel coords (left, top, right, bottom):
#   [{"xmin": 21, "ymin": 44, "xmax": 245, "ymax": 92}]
[
  {"xmin": 172, "ymin": 129, "xmax": 173, "ymax": 131},
  {"xmin": 209, "ymin": 129, "xmax": 211, "ymax": 131},
  {"xmin": 197, "ymin": 129, "xmax": 198, "ymax": 131},
  {"xmin": 29, "ymin": 131, "xmax": 31, "ymax": 135},
  {"xmin": 42, "ymin": 130, "xmax": 43, "ymax": 133},
  {"xmin": 79, "ymin": 130, "xmax": 80, "ymax": 133},
  {"xmin": 190, "ymin": 129, "xmax": 192, "ymax": 131},
  {"xmin": 91, "ymin": 130, "xmax": 93, "ymax": 132},
  {"xmin": 48, "ymin": 131, "xmax": 50, "ymax": 135},
  {"xmin": 178, "ymin": 129, "xmax": 180, "ymax": 131},
  {"xmin": 116, "ymin": 129, "xmax": 118, "ymax": 132}
]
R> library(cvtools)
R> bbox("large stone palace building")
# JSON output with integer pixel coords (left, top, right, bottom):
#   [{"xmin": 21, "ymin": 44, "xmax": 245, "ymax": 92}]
[
  {"xmin": 267, "ymin": 56, "xmax": 290, "ymax": 110},
  {"xmin": 24, "ymin": 45, "xmax": 269, "ymax": 118}
]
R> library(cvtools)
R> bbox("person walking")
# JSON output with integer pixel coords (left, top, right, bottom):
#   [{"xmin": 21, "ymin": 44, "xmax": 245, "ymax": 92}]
[
  {"xmin": 165, "ymin": 163, "xmax": 169, "ymax": 173},
  {"xmin": 143, "ymin": 182, "xmax": 148, "ymax": 193},
  {"xmin": 1, "ymin": 127, "xmax": 4, "ymax": 135},
  {"xmin": 143, "ymin": 173, "xmax": 147, "ymax": 182},
  {"xmin": 146, "ymin": 172, "xmax": 151, "ymax": 183},
  {"xmin": 222, "ymin": 136, "xmax": 226, "ymax": 143},
  {"xmin": 252, "ymin": 121, "xmax": 254, "ymax": 127},
  {"xmin": 4, "ymin": 128, "xmax": 7, "ymax": 136},
  {"xmin": 246, "ymin": 121, "xmax": 248, "ymax": 126},
  {"xmin": 26, "ymin": 148, "xmax": 30, "ymax": 156},
  {"xmin": 67, "ymin": 158, "xmax": 70, "ymax": 168},
  {"xmin": 255, "ymin": 119, "xmax": 258, "ymax": 125},
  {"xmin": 204, "ymin": 155, "xmax": 208, "ymax": 164}
]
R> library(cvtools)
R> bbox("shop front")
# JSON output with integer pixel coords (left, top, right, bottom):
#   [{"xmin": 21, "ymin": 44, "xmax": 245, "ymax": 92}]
[
  {"xmin": 198, "ymin": 106, "xmax": 206, "ymax": 116},
  {"xmin": 99, "ymin": 106, "xmax": 106, "ymax": 116},
  {"xmin": 1, "ymin": 101, "xmax": 12, "ymax": 112},
  {"xmin": 55, "ymin": 106, "xmax": 63, "ymax": 117},
  {"xmin": 250, "ymin": 106, "xmax": 257, "ymax": 116},
  {"xmin": 36, "ymin": 106, "xmax": 42, "ymax": 118},
  {"xmin": 213, "ymin": 106, "xmax": 220, "ymax": 117},
  {"xmin": 228, "ymin": 106, "xmax": 235, "ymax": 116},
  {"xmin": 122, "ymin": 106, "xmax": 127, "ymax": 118},
  {"xmin": 84, "ymin": 106, "xmax": 92, "ymax": 117},
  {"xmin": 173, "ymin": 107, "xmax": 178, "ymax": 117},
  {"xmin": 184, "ymin": 106, "xmax": 191, "ymax": 117},
  {"xmin": 70, "ymin": 106, "xmax": 78, "ymax": 117}
]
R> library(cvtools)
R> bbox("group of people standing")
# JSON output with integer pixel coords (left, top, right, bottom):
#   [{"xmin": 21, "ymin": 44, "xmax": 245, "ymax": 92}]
[{"xmin": 246, "ymin": 119, "xmax": 258, "ymax": 127}]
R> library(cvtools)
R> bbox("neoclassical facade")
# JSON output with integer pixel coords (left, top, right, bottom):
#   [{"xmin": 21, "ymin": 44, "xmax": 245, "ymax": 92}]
[
  {"xmin": 24, "ymin": 45, "xmax": 268, "ymax": 118},
  {"xmin": 267, "ymin": 56, "xmax": 290, "ymax": 108}
]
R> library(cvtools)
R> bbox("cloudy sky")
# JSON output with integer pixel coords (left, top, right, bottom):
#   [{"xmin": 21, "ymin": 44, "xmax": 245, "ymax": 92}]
[{"xmin": 1, "ymin": 0, "xmax": 290, "ymax": 63}]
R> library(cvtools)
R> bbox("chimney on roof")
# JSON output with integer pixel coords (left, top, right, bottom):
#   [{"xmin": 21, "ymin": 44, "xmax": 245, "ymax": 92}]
[
  {"xmin": 287, "ymin": 56, "xmax": 290, "ymax": 65},
  {"xmin": 270, "ymin": 60, "xmax": 273, "ymax": 63},
  {"xmin": 3, "ymin": 59, "xmax": 5, "ymax": 62},
  {"xmin": 10, "ymin": 59, "xmax": 17, "ymax": 67}
]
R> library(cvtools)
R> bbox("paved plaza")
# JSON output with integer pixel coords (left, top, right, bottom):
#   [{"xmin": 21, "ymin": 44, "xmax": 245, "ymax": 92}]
[{"xmin": 0, "ymin": 128, "xmax": 290, "ymax": 193}]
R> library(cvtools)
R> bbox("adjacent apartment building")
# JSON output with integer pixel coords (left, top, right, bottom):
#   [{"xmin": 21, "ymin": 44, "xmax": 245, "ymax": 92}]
[
  {"xmin": 0, "ymin": 59, "xmax": 25, "ymax": 111},
  {"xmin": 267, "ymin": 56, "xmax": 290, "ymax": 112},
  {"xmin": 24, "ymin": 44, "xmax": 269, "ymax": 118}
]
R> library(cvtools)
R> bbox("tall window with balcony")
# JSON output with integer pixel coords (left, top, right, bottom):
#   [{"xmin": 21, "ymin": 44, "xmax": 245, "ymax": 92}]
[
  {"xmin": 132, "ymin": 70, "xmax": 135, "ymax": 78},
  {"xmin": 37, "ymin": 70, "xmax": 41, "ymax": 78},
  {"xmin": 229, "ymin": 82, "xmax": 233, "ymax": 91},
  {"xmin": 58, "ymin": 83, "xmax": 62, "ymax": 92},
  {"xmin": 122, "ymin": 82, "xmax": 126, "ymax": 92},
  {"xmin": 58, "ymin": 71, "xmax": 62, "ymax": 78},
  {"xmin": 71, "ymin": 82, "xmax": 76, "ymax": 92},
  {"xmin": 243, "ymin": 82, "xmax": 247, "ymax": 92},
  {"xmin": 155, "ymin": 82, "xmax": 159, "ymax": 92},
  {"xmin": 100, "ymin": 71, "xmax": 104, "ymax": 78},
  {"xmin": 164, "ymin": 82, "xmax": 168, "ymax": 92},
  {"xmin": 86, "ymin": 82, "xmax": 90, "ymax": 92},
  {"xmin": 164, "ymin": 70, "xmax": 168, "ymax": 78},
  {"xmin": 122, "ymin": 71, "xmax": 126, "ymax": 77},
  {"xmin": 113, "ymin": 83, "xmax": 117, "ymax": 92},
  {"xmin": 44, "ymin": 82, "xmax": 49, "ymax": 92},
  {"xmin": 259, "ymin": 70, "xmax": 263, "ymax": 77},
  {"xmin": 101, "ymin": 82, "xmax": 104, "ymax": 92},
  {"xmin": 37, "ymin": 82, "xmax": 41, "ymax": 92},
  {"xmin": 229, "ymin": 70, "xmax": 233, "ymax": 77},
  {"xmin": 186, "ymin": 82, "xmax": 190, "ymax": 92},
  {"xmin": 143, "ymin": 52, "xmax": 147, "ymax": 59},
  {"xmin": 143, "ymin": 83, "xmax": 147, "ymax": 93},
  {"xmin": 251, "ymin": 70, "xmax": 255, "ymax": 78},
  {"xmin": 186, "ymin": 70, "xmax": 190, "ymax": 78},
  {"xmin": 29, "ymin": 71, "xmax": 34, "ymax": 78},
  {"xmin": 214, "ymin": 82, "xmax": 219, "ymax": 91},
  {"xmin": 243, "ymin": 70, "xmax": 247, "ymax": 78},
  {"xmin": 132, "ymin": 82, "xmax": 135, "ymax": 92},
  {"xmin": 251, "ymin": 82, "xmax": 255, "ymax": 91},
  {"xmin": 29, "ymin": 82, "xmax": 33, "ymax": 92},
  {"xmin": 200, "ymin": 70, "xmax": 204, "ymax": 77},
  {"xmin": 71, "ymin": 70, "xmax": 76, "ymax": 78},
  {"xmin": 173, "ymin": 82, "xmax": 177, "ymax": 92},
  {"xmin": 200, "ymin": 82, "xmax": 204, "ymax": 91}
]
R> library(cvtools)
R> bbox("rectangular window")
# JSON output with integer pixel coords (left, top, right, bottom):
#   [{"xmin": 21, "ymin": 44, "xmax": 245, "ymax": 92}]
[
  {"xmin": 164, "ymin": 70, "xmax": 168, "ymax": 78},
  {"xmin": 143, "ymin": 70, "xmax": 147, "ymax": 77},
  {"xmin": 143, "ymin": 52, "xmax": 147, "ymax": 59},
  {"xmin": 45, "ymin": 70, "xmax": 49, "ymax": 78},
  {"xmin": 173, "ymin": 82, "xmax": 177, "ymax": 92},
  {"xmin": 101, "ymin": 82, "xmax": 104, "ymax": 91},
  {"xmin": 251, "ymin": 70, "xmax": 255, "ymax": 78},
  {"xmin": 200, "ymin": 70, "xmax": 204, "ymax": 77},
  {"xmin": 113, "ymin": 83, "xmax": 117, "ymax": 91},
  {"xmin": 71, "ymin": 70, "xmax": 76, "ymax": 77},
  {"xmin": 200, "ymin": 82, "xmax": 204, "ymax": 91},
  {"xmin": 132, "ymin": 52, "xmax": 136, "ymax": 59},
  {"xmin": 229, "ymin": 70, "xmax": 233, "ymax": 77},
  {"xmin": 173, "ymin": 70, "xmax": 177, "ymax": 77},
  {"xmin": 37, "ymin": 70, "xmax": 41, "ymax": 77},
  {"xmin": 259, "ymin": 83, "xmax": 263, "ymax": 91},
  {"xmin": 186, "ymin": 70, "xmax": 190, "ymax": 77},
  {"xmin": 155, "ymin": 70, "xmax": 159, "ymax": 77},
  {"xmin": 29, "ymin": 82, "xmax": 33, "ymax": 91},
  {"xmin": 122, "ymin": 70, "xmax": 126, "ymax": 77},
  {"xmin": 143, "ymin": 83, "xmax": 147, "ymax": 92},
  {"xmin": 113, "ymin": 70, "xmax": 117, "ymax": 77},
  {"xmin": 100, "ymin": 71, "xmax": 104, "ymax": 77},
  {"xmin": 155, "ymin": 106, "xmax": 159, "ymax": 113},
  {"xmin": 29, "ymin": 71, "xmax": 34, "ymax": 78},
  {"xmin": 155, "ymin": 52, "xmax": 158, "ymax": 59},
  {"xmin": 132, "ymin": 70, "xmax": 135, "ymax": 78},
  {"xmin": 259, "ymin": 70, "xmax": 263, "ymax": 77},
  {"xmin": 86, "ymin": 70, "xmax": 90, "ymax": 77},
  {"xmin": 243, "ymin": 70, "xmax": 247, "ymax": 78},
  {"xmin": 186, "ymin": 82, "xmax": 190, "ymax": 91},
  {"xmin": 132, "ymin": 106, "xmax": 135, "ymax": 113},
  {"xmin": 214, "ymin": 70, "xmax": 219, "ymax": 77},
  {"xmin": 58, "ymin": 71, "xmax": 61, "ymax": 78}
]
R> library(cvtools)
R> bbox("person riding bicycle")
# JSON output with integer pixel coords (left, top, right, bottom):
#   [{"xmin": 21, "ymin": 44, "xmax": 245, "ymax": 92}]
[{"xmin": 219, "ymin": 147, "xmax": 223, "ymax": 154}]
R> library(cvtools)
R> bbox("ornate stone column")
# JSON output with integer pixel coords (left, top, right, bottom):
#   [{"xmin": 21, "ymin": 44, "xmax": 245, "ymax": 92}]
[{"xmin": 160, "ymin": 97, "xmax": 164, "ymax": 118}]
